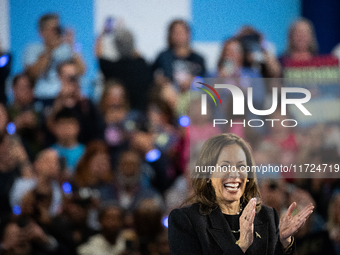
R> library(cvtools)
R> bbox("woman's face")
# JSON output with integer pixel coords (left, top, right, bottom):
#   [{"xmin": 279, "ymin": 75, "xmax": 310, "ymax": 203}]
[
  {"xmin": 291, "ymin": 21, "xmax": 312, "ymax": 52},
  {"xmin": 13, "ymin": 76, "xmax": 33, "ymax": 105},
  {"xmin": 171, "ymin": 23, "xmax": 189, "ymax": 47},
  {"xmin": 89, "ymin": 152, "xmax": 111, "ymax": 181},
  {"xmin": 105, "ymin": 86, "xmax": 126, "ymax": 108},
  {"xmin": 223, "ymin": 41, "xmax": 243, "ymax": 66},
  {"xmin": 211, "ymin": 144, "xmax": 248, "ymax": 204}
]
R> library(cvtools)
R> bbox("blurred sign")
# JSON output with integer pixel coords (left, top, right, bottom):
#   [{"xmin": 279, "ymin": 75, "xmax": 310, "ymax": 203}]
[
  {"xmin": 283, "ymin": 55, "xmax": 339, "ymax": 81},
  {"xmin": 283, "ymin": 55, "xmax": 340, "ymax": 125}
]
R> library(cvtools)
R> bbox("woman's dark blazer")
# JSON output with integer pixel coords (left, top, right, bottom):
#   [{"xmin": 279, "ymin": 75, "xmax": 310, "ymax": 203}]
[{"xmin": 168, "ymin": 203, "xmax": 295, "ymax": 255}]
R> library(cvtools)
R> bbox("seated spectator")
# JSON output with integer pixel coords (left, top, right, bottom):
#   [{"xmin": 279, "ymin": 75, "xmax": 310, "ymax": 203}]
[
  {"xmin": 147, "ymin": 99, "xmax": 179, "ymax": 155},
  {"xmin": 10, "ymin": 191, "xmax": 61, "ymax": 254},
  {"xmin": 10, "ymin": 149, "xmax": 62, "ymax": 217},
  {"xmin": 47, "ymin": 189, "xmax": 98, "ymax": 255},
  {"xmin": 23, "ymin": 13, "xmax": 85, "ymax": 107},
  {"xmin": 111, "ymin": 150, "xmax": 162, "ymax": 212},
  {"xmin": 189, "ymin": 97, "xmax": 221, "ymax": 145},
  {"xmin": 0, "ymin": 220, "xmax": 32, "ymax": 255},
  {"xmin": 290, "ymin": 188, "xmax": 336, "ymax": 255},
  {"xmin": 77, "ymin": 204, "xmax": 127, "ymax": 255},
  {"xmin": 46, "ymin": 59, "xmax": 104, "ymax": 145},
  {"xmin": 282, "ymin": 18, "xmax": 318, "ymax": 62},
  {"xmin": 7, "ymin": 73, "xmax": 43, "ymax": 160},
  {"xmin": 152, "ymin": 19, "xmax": 206, "ymax": 86},
  {"xmin": 258, "ymin": 179, "xmax": 287, "ymax": 215},
  {"xmin": 263, "ymin": 108, "xmax": 299, "ymax": 178},
  {"xmin": 0, "ymin": 103, "xmax": 33, "ymax": 217},
  {"xmin": 133, "ymin": 198, "xmax": 164, "ymax": 255},
  {"xmin": 74, "ymin": 140, "xmax": 114, "ymax": 202},
  {"xmin": 51, "ymin": 107, "xmax": 85, "ymax": 174},
  {"xmin": 130, "ymin": 132, "xmax": 174, "ymax": 194},
  {"xmin": 0, "ymin": 39, "xmax": 11, "ymax": 105},
  {"xmin": 151, "ymin": 228, "xmax": 170, "ymax": 255},
  {"xmin": 96, "ymin": 28, "xmax": 151, "ymax": 113},
  {"xmin": 99, "ymin": 81, "xmax": 141, "ymax": 156}
]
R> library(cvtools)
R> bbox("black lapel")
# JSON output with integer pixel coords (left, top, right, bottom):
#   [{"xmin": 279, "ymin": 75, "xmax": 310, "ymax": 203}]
[
  {"xmin": 207, "ymin": 207, "xmax": 268, "ymax": 255},
  {"xmin": 248, "ymin": 216, "xmax": 268, "ymax": 255},
  {"xmin": 207, "ymin": 207, "xmax": 238, "ymax": 252}
]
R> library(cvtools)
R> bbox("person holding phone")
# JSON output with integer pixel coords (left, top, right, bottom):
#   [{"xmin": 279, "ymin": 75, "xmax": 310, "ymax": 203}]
[
  {"xmin": 168, "ymin": 133, "xmax": 314, "ymax": 255},
  {"xmin": 23, "ymin": 13, "xmax": 85, "ymax": 107},
  {"xmin": 96, "ymin": 26, "xmax": 151, "ymax": 113}
]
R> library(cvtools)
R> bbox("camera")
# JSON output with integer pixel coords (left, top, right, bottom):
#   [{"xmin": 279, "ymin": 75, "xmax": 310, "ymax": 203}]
[
  {"xmin": 239, "ymin": 33, "xmax": 264, "ymax": 63},
  {"xmin": 55, "ymin": 25, "xmax": 64, "ymax": 36},
  {"xmin": 67, "ymin": 75, "xmax": 79, "ymax": 83}
]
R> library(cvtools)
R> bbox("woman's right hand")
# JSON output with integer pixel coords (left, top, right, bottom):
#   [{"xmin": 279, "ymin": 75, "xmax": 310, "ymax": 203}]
[{"xmin": 238, "ymin": 197, "xmax": 257, "ymax": 252}]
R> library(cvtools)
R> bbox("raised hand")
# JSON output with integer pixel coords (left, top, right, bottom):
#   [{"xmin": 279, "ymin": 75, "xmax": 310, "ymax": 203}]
[
  {"xmin": 238, "ymin": 198, "xmax": 257, "ymax": 252},
  {"xmin": 279, "ymin": 202, "xmax": 314, "ymax": 247}
]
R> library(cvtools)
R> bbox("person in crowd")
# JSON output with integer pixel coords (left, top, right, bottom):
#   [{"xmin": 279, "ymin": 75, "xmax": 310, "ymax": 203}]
[
  {"xmin": 290, "ymin": 188, "xmax": 337, "ymax": 255},
  {"xmin": 332, "ymin": 42, "xmax": 340, "ymax": 60},
  {"xmin": 74, "ymin": 140, "xmax": 114, "ymax": 202},
  {"xmin": 7, "ymin": 73, "xmax": 43, "ymax": 160},
  {"xmin": 263, "ymin": 108, "xmax": 299, "ymax": 178},
  {"xmin": 46, "ymin": 189, "xmax": 98, "ymax": 255},
  {"xmin": 8, "ymin": 165, "xmax": 63, "ymax": 255},
  {"xmin": 235, "ymin": 26, "xmax": 281, "ymax": 78},
  {"xmin": 0, "ymin": 220, "xmax": 32, "ymax": 255},
  {"xmin": 50, "ymin": 107, "xmax": 85, "ymax": 175},
  {"xmin": 189, "ymin": 96, "xmax": 222, "ymax": 145},
  {"xmin": 0, "ymin": 103, "xmax": 33, "ymax": 217},
  {"xmin": 46, "ymin": 59, "xmax": 104, "ymax": 145},
  {"xmin": 216, "ymin": 37, "xmax": 268, "ymax": 91},
  {"xmin": 169, "ymin": 133, "xmax": 314, "ymax": 254},
  {"xmin": 0, "ymin": 39, "xmax": 11, "ymax": 105},
  {"xmin": 152, "ymin": 19, "xmax": 206, "ymax": 85},
  {"xmin": 110, "ymin": 150, "xmax": 162, "ymax": 213},
  {"xmin": 96, "ymin": 28, "xmax": 151, "ymax": 113},
  {"xmin": 133, "ymin": 198, "xmax": 164, "ymax": 255},
  {"xmin": 23, "ymin": 13, "xmax": 85, "ymax": 107},
  {"xmin": 152, "ymin": 228, "xmax": 171, "ymax": 255},
  {"xmin": 77, "ymin": 204, "xmax": 127, "ymax": 255},
  {"xmin": 10, "ymin": 148, "xmax": 62, "ymax": 217},
  {"xmin": 216, "ymin": 37, "xmax": 266, "ymax": 137},
  {"xmin": 217, "ymin": 38, "xmax": 245, "ymax": 78},
  {"xmin": 130, "ymin": 131, "xmax": 174, "ymax": 194},
  {"xmin": 147, "ymin": 99, "xmax": 178, "ymax": 155},
  {"xmin": 99, "ymin": 81, "xmax": 140, "ymax": 159},
  {"xmin": 258, "ymin": 179, "xmax": 287, "ymax": 216},
  {"xmin": 282, "ymin": 18, "xmax": 318, "ymax": 62}
]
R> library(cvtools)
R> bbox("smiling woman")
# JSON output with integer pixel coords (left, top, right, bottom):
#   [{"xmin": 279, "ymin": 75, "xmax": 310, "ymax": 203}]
[{"xmin": 168, "ymin": 133, "xmax": 314, "ymax": 255}]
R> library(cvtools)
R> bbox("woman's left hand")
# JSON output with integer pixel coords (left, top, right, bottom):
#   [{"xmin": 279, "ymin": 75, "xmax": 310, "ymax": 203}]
[{"xmin": 279, "ymin": 202, "xmax": 314, "ymax": 247}]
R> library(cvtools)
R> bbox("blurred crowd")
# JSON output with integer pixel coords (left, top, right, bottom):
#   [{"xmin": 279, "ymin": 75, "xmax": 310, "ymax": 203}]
[{"xmin": 0, "ymin": 13, "xmax": 340, "ymax": 255}]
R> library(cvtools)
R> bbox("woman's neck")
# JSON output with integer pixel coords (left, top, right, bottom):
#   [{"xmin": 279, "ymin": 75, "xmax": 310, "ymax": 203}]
[
  {"xmin": 220, "ymin": 200, "xmax": 241, "ymax": 215},
  {"xmin": 174, "ymin": 45, "xmax": 190, "ymax": 57},
  {"xmin": 291, "ymin": 51, "xmax": 313, "ymax": 61},
  {"xmin": 58, "ymin": 138, "xmax": 78, "ymax": 148}
]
